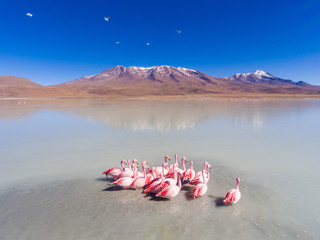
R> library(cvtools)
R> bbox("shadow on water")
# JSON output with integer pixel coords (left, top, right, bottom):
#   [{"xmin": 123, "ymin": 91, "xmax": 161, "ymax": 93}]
[
  {"xmin": 95, "ymin": 177, "xmax": 111, "ymax": 182},
  {"xmin": 181, "ymin": 185, "xmax": 192, "ymax": 191},
  {"xmin": 208, "ymin": 195, "xmax": 230, "ymax": 207},
  {"xmin": 148, "ymin": 195, "xmax": 170, "ymax": 201},
  {"xmin": 102, "ymin": 186, "xmax": 124, "ymax": 191},
  {"xmin": 184, "ymin": 189, "xmax": 195, "ymax": 201}
]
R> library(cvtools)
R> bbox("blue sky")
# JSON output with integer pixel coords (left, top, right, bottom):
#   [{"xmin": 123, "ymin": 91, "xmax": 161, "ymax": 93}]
[{"xmin": 1, "ymin": 0, "xmax": 320, "ymax": 85}]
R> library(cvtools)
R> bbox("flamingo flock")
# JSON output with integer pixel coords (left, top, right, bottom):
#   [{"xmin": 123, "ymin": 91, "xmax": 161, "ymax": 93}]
[{"xmin": 102, "ymin": 155, "xmax": 241, "ymax": 204}]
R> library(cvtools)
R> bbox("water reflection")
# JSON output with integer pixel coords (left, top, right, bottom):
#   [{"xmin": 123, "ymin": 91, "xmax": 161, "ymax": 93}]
[{"xmin": 0, "ymin": 99, "xmax": 319, "ymax": 131}]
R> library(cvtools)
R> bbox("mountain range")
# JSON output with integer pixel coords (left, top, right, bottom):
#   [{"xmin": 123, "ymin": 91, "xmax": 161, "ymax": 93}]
[{"xmin": 1, "ymin": 66, "xmax": 319, "ymax": 98}]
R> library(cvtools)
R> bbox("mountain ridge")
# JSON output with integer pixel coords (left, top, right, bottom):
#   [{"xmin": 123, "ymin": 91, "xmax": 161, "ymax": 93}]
[{"xmin": 1, "ymin": 66, "xmax": 320, "ymax": 98}]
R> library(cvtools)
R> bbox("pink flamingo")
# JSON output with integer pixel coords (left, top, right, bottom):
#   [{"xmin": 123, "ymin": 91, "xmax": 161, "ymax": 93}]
[
  {"xmin": 167, "ymin": 157, "xmax": 186, "ymax": 178},
  {"xmin": 190, "ymin": 162, "xmax": 211, "ymax": 185},
  {"xmin": 134, "ymin": 159, "xmax": 145, "ymax": 178},
  {"xmin": 102, "ymin": 159, "xmax": 126, "ymax": 178},
  {"xmin": 177, "ymin": 157, "xmax": 188, "ymax": 176},
  {"xmin": 110, "ymin": 164, "xmax": 138, "ymax": 188},
  {"xmin": 144, "ymin": 163, "xmax": 167, "ymax": 194},
  {"xmin": 128, "ymin": 161, "xmax": 149, "ymax": 189},
  {"xmin": 156, "ymin": 172, "xmax": 182, "ymax": 199},
  {"xmin": 167, "ymin": 154, "xmax": 178, "ymax": 175},
  {"xmin": 182, "ymin": 160, "xmax": 195, "ymax": 182},
  {"xmin": 160, "ymin": 163, "xmax": 179, "ymax": 189},
  {"xmin": 144, "ymin": 167, "xmax": 156, "ymax": 186},
  {"xmin": 223, "ymin": 177, "xmax": 241, "ymax": 205},
  {"xmin": 152, "ymin": 155, "xmax": 170, "ymax": 177},
  {"xmin": 193, "ymin": 170, "xmax": 208, "ymax": 198},
  {"xmin": 117, "ymin": 159, "xmax": 138, "ymax": 178}
]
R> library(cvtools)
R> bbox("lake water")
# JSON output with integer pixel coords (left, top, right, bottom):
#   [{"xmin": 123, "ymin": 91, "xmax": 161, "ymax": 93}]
[{"xmin": 0, "ymin": 98, "xmax": 319, "ymax": 240}]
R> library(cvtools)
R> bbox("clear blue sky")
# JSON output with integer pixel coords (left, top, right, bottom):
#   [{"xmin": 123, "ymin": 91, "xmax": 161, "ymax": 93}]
[{"xmin": 1, "ymin": 0, "xmax": 320, "ymax": 85}]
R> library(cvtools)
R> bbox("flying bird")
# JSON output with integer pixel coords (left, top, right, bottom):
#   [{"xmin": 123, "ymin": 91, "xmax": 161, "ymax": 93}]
[
  {"xmin": 146, "ymin": 43, "xmax": 150, "ymax": 46},
  {"xmin": 26, "ymin": 13, "xmax": 33, "ymax": 17},
  {"xmin": 115, "ymin": 42, "xmax": 120, "ymax": 44},
  {"xmin": 104, "ymin": 16, "xmax": 110, "ymax": 21},
  {"xmin": 176, "ymin": 30, "xmax": 182, "ymax": 34}
]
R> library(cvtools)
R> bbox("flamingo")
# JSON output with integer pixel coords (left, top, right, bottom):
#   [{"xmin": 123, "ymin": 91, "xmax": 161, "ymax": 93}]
[
  {"xmin": 190, "ymin": 162, "xmax": 211, "ymax": 185},
  {"xmin": 128, "ymin": 161, "xmax": 149, "ymax": 189},
  {"xmin": 144, "ymin": 167, "xmax": 156, "ymax": 186},
  {"xmin": 177, "ymin": 157, "xmax": 188, "ymax": 176},
  {"xmin": 193, "ymin": 170, "xmax": 208, "ymax": 198},
  {"xmin": 223, "ymin": 177, "xmax": 241, "ymax": 205},
  {"xmin": 182, "ymin": 160, "xmax": 195, "ymax": 182},
  {"xmin": 102, "ymin": 159, "xmax": 127, "ymax": 178},
  {"xmin": 168, "ymin": 154, "xmax": 178, "ymax": 174},
  {"xmin": 117, "ymin": 159, "xmax": 138, "ymax": 178},
  {"xmin": 160, "ymin": 163, "xmax": 179, "ymax": 189},
  {"xmin": 144, "ymin": 163, "xmax": 167, "ymax": 194},
  {"xmin": 156, "ymin": 173, "xmax": 182, "ymax": 199},
  {"xmin": 167, "ymin": 157, "xmax": 186, "ymax": 178},
  {"xmin": 111, "ymin": 164, "xmax": 138, "ymax": 188},
  {"xmin": 152, "ymin": 155, "xmax": 170, "ymax": 177},
  {"xmin": 134, "ymin": 159, "xmax": 145, "ymax": 178}
]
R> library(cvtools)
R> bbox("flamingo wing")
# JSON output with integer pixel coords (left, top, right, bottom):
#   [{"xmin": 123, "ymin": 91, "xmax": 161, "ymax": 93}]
[{"xmin": 224, "ymin": 189, "xmax": 236, "ymax": 204}]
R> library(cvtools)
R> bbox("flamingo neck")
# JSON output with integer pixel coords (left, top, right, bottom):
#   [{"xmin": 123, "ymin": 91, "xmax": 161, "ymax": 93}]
[
  {"xmin": 177, "ymin": 174, "xmax": 181, "ymax": 188},
  {"xmin": 204, "ymin": 162, "xmax": 208, "ymax": 172},
  {"xmin": 182, "ymin": 158, "xmax": 186, "ymax": 171},
  {"xmin": 164, "ymin": 156, "xmax": 168, "ymax": 164},
  {"xmin": 151, "ymin": 167, "xmax": 156, "ymax": 178},
  {"xmin": 175, "ymin": 154, "xmax": 178, "ymax": 164},
  {"xmin": 190, "ymin": 161, "xmax": 193, "ymax": 170},
  {"xmin": 127, "ymin": 159, "xmax": 131, "ymax": 170},
  {"xmin": 133, "ymin": 166, "xmax": 137, "ymax": 178},
  {"xmin": 173, "ymin": 164, "xmax": 177, "ymax": 179},
  {"xmin": 236, "ymin": 180, "xmax": 240, "ymax": 190},
  {"xmin": 202, "ymin": 170, "xmax": 206, "ymax": 183},
  {"xmin": 142, "ymin": 164, "xmax": 146, "ymax": 178},
  {"xmin": 162, "ymin": 163, "xmax": 165, "ymax": 176},
  {"xmin": 120, "ymin": 161, "xmax": 125, "ymax": 171}
]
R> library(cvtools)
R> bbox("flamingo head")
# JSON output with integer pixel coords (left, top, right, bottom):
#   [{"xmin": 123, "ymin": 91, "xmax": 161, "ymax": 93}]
[
  {"xmin": 132, "ymin": 159, "xmax": 139, "ymax": 165},
  {"xmin": 236, "ymin": 177, "xmax": 240, "ymax": 183},
  {"xmin": 163, "ymin": 162, "xmax": 169, "ymax": 169},
  {"xmin": 165, "ymin": 155, "xmax": 171, "ymax": 162},
  {"xmin": 207, "ymin": 163, "xmax": 212, "ymax": 169},
  {"xmin": 121, "ymin": 160, "xmax": 127, "ymax": 165},
  {"xmin": 182, "ymin": 157, "xmax": 187, "ymax": 162}
]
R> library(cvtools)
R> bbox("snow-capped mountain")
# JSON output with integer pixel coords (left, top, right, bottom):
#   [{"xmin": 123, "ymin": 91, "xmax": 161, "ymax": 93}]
[
  {"xmin": 65, "ymin": 65, "xmax": 219, "ymax": 86},
  {"xmin": 229, "ymin": 70, "xmax": 309, "ymax": 86}
]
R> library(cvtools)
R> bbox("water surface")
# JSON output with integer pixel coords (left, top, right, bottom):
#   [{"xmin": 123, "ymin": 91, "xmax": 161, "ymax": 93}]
[{"xmin": 0, "ymin": 99, "xmax": 319, "ymax": 239}]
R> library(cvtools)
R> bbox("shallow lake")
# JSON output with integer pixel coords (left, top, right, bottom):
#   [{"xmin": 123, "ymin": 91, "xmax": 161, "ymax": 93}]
[{"xmin": 0, "ymin": 98, "xmax": 319, "ymax": 239}]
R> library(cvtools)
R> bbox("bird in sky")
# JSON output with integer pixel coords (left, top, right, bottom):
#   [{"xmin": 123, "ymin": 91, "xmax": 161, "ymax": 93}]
[
  {"xmin": 176, "ymin": 30, "xmax": 182, "ymax": 34},
  {"xmin": 104, "ymin": 16, "xmax": 110, "ymax": 21},
  {"xmin": 26, "ymin": 13, "xmax": 33, "ymax": 17},
  {"xmin": 115, "ymin": 42, "xmax": 120, "ymax": 44},
  {"xmin": 146, "ymin": 43, "xmax": 150, "ymax": 46}
]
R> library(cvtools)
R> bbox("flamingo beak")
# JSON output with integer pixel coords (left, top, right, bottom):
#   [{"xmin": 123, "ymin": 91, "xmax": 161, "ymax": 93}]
[
  {"xmin": 177, "ymin": 164, "xmax": 180, "ymax": 167},
  {"xmin": 168, "ymin": 157, "xmax": 171, "ymax": 161},
  {"xmin": 146, "ymin": 166, "xmax": 149, "ymax": 169}
]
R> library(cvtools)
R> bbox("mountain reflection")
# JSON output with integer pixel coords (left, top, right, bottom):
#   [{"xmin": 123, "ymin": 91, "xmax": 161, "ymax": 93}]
[{"xmin": 0, "ymin": 99, "xmax": 319, "ymax": 130}]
